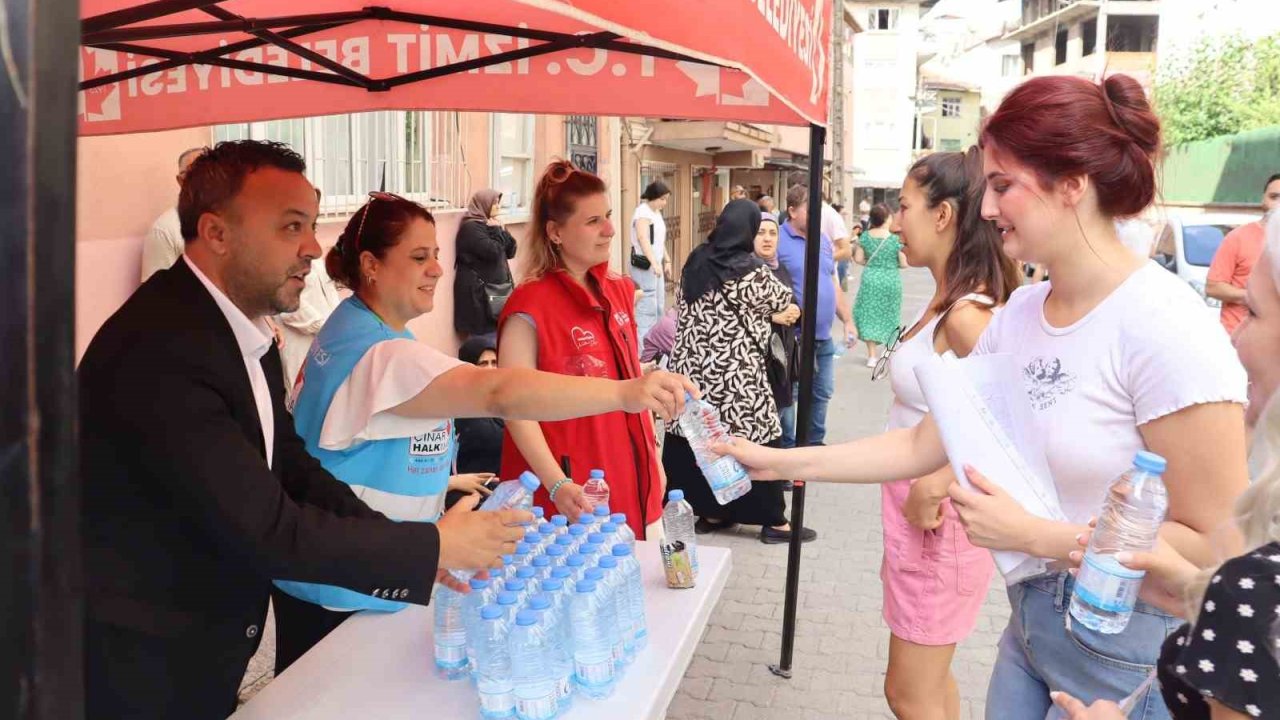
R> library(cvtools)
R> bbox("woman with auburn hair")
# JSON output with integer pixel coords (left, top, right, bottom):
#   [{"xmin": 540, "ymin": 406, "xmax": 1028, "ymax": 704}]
[
  {"xmin": 720, "ymin": 74, "xmax": 1250, "ymax": 719},
  {"xmin": 499, "ymin": 160, "xmax": 673, "ymax": 539}
]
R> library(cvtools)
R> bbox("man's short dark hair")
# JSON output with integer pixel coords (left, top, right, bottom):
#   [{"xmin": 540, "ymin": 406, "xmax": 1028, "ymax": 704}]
[
  {"xmin": 1266, "ymin": 173, "xmax": 1280, "ymax": 192},
  {"xmin": 178, "ymin": 140, "xmax": 306, "ymax": 242},
  {"xmin": 786, "ymin": 184, "xmax": 809, "ymax": 211}
]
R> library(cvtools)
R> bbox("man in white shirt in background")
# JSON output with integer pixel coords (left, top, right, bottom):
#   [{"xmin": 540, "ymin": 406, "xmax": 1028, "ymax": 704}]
[
  {"xmin": 140, "ymin": 147, "xmax": 205, "ymax": 282},
  {"xmin": 278, "ymin": 188, "xmax": 342, "ymax": 404}
]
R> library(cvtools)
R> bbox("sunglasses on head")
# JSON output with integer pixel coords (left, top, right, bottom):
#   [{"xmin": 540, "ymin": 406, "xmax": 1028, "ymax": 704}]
[{"xmin": 347, "ymin": 191, "xmax": 409, "ymax": 256}]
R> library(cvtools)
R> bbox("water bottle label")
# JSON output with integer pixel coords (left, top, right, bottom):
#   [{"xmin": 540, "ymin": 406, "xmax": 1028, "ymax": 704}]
[
  {"xmin": 479, "ymin": 689, "xmax": 514, "ymax": 714},
  {"xmin": 575, "ymin": 659, "xmax": 614, "ymax": 687},
  {"xmin": 703, "ymin": 455, "xmax": 747, "ymax": 490},
  {"xmin": 1075, "ymin": 553, "xmax": 1144, "ymax": 613},
  {"xmin": 516, "ymin": 695, "xmax": 556, "ymax": 719}
]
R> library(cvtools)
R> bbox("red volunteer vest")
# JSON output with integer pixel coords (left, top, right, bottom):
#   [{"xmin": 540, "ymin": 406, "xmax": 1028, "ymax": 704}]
[{"xmin": 498, "ymin": 265, "xmax": 662, "ymax": 539}]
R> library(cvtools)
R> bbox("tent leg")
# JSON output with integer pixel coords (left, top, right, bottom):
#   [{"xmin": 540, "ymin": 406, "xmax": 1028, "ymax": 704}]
[
  {"xmin": 771, "ymin": 123, "xmax": 826, "ymax": 680},
  {"xmin": 1, "ymin": 0, "xmax": 82, "ymax": 716}
]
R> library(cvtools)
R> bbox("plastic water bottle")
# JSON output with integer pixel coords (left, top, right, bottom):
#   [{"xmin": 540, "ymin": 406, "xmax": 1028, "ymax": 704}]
[
  {"xmin": 577, "ymin": 543, "xmax": 603, "ymax": 568},
  {"xmin": 515, "ymin": 566, "xmax": 537, "ymax": 592},
  {"xmin": 475, "ymin": 605, "xmax": 516, "ymax": 719},
  {"xmin": 530, "ymin": 505, "xmax": 546, "ymax": 530},
  {"xmin": 1069, "ymin": 451, "xmax": 1170, "ymax": 634},
  {"xmin": 583, "ymin": 469, "xmax": 611, "ymax": 510},
  {"xmin": 564, "ymin": 554, "xmax": 588, "ymax": 584},
  {"xmin": 537, "ymin": 522, "xmax": 557, "ymax": 545},
  {"xmin": 511, "ymin": 542, "xmax": 533, "ymax": 570},
  {"xmin": 527, "ymin": 594, "xmax": 573, "ymax": 712},
  {"xmin": 433, "ymin": 584, "xmax": 469, "ymax": 680},
  {"xmin": 612, "ymin": 544, "xmax": 647, "ymax": 650},
  {"xmin": 508, "ymin": 609, "xmax": 557, "ymax": 720},
  {"xmin": 597, "ymin": 556, "xmax": 634, "ymax": 665},
  {"xmin": 504, "ymin": 578, "xmax": 530, "ymax": 608},
  {"xmin": 569, "ymin": 578, "xmax": 616, "ymax": 699},
  {"xmin": 596, "ymin": 521, "xmax": 619, "ymax": 552},
  {"xmin": 566, "ymin": 525, "xmax": 588, "ymax": 552},
  {"xmin": 582, "ymin": 567, "xmax": 622, "ymax": 674},
  {"xmin": 591, "ymin": 504, "xmax": 612, "ymax": 523},
  {"xmin": 481, "ymin": 471, "xmax": 542, "ymax": 512},
  {"xmin": 554, "ymin": 534, "xmax": 576, "ymax": 556},
  {"xmin": 576, "ymin": 514, "xmax": 597, "ymax": 535},
  {"xmin": 663, "ymin": 489, "xmax": 700, "ymax": 577},
  {"xmin": 523, "ymin": 531, "xmax": 544, "ymax": 559},
  {"xmin": 677, "ymin": 392, "xmax": 752, "ymax": 504},
  {"xmin": 550, "ymin": 514, "xmax": 569, "ymax": 535},
  {"xmin": 465, "ymin": 576, "xmax": 497, "ymax": 675},
  {"xmin": 587, "ymin": 532, "xmax": 608, "ymax": 550},
  {"xmin": 549, "ymin": 566, "xmax": 573, "ymax": 593},
  {"xmin": 530, "ymin": 556, "xmax": 553, "ymax": 590},
  {"xmin": 543, "ymin": 544, "xmax": 567, "ymax": 569},
  {"xmin": 610, "ymin": 513, "xmax": 636, "ymax": 549},
  {"xmin": 495, "ymin": 590, "xmax": 520, "ymax": 622}
]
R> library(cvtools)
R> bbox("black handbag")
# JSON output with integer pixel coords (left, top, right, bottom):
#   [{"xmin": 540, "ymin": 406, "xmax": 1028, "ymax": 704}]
[
  {"xmin": 483, "ymin": 278, "xmax": 514, "ymax": 320},
  {"xmin": 630, "ymin": 223, "xmax": 655, "ymax": 270}
]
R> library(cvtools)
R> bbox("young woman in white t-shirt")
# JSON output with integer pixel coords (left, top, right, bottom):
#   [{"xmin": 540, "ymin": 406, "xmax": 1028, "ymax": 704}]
[
  {"xmin": 721, "ymin": 74, "xmax": 1250, "ymax": 719},
  {"xmin": 631, "ymin": 181, "xmax": 671, "ymax": 342}
]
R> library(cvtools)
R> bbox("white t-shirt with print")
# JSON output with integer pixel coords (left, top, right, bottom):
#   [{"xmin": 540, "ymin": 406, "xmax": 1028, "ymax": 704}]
[
  {"xmin": 631, "ymin": 202, "xmax": 666, "ymax": 265},
  {"xmin": 973, "ymin": 262, "xmax": 1247, "ymax": 525}
]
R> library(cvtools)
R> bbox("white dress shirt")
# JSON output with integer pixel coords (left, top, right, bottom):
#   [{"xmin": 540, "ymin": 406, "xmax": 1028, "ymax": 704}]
[{"xmin": 184, "ymin": 255, "xmax": 276, "ymax": 468}]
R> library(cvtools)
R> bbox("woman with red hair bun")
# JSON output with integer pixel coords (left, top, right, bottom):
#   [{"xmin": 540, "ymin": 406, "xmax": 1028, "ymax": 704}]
[{"xmin": 720, "ymin": 74, "xmax": 1250, "ymax": 718}]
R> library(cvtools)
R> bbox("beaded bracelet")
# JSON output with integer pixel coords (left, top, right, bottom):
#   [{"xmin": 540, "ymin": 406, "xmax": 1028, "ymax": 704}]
[{"xmin": 548, "ymin": 478, "xmax": 573, "ymax": 502}]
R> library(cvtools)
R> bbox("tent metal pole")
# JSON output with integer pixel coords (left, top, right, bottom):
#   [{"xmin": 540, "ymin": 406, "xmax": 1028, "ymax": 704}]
[
  {"xmin": 770, "ymin": 122, "xmax": 826, "ymax": 679},
  {"xmin": 82, "ymin": 0, "xmax": 225, "ymax": 35},
  {"xmin": 83, "ymin": 10, "xmax": 370, "ymax": 44}
]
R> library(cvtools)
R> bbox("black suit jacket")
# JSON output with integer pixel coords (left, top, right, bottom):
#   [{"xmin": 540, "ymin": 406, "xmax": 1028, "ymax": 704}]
[{"xmin": 79, "ymin": 260, "xmax": 440, "ymax": 717}]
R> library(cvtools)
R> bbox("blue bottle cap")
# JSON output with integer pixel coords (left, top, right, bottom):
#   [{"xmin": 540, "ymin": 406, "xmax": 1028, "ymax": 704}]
[
  {"xmin": 515, "ymin": 542, "xmax": 533, "ymax": 555},
  {"xmin": 542, "ymin": 578, "xmax": 564, "ymax": 592},
  {"xmin": 545, "ymin": 544, "xmax": 566, "ymax": 558},
  {"xmin": 528, "ymin": 593, "xmax": 551, "ymax": 610},
  {"xmin": 501, "ymin": 554, "xmax": 514, "ymax": 566},
  {"xmin": 555, "ymin": 535, "xmax": 575, "ymax": 548},
  {"xmin": 599, "ymin": 556, "xmax": 618, "ymax": 569},
  {"xmin": 584, "ymin": 567, "xmax": 604, "ymax": 581},
  {"xmin": 505, "ymin": 578, "xmax": 527, "ymax": 592},
  {"xmin": 668, "ymin": 489, "xmax": 685, "ymax": 502},
  {"xmin": 524, "ymin": 531, "xmax": 540, "ymax": 545},
  {"xmin": 1133, "ymin": 451, "xmax": 1167, "ymax": 475},
  {"xmin": 589, "ymin": 469, "xmax": 605, "ymax": 479},
  {"xmin": 531, "ymin": 505, "xmax": 545, "ymax": 518},
  {"xmin": 516, "ymin": 567, "xmax": 536, "ymax": 580},
  {"xmin": 580, "ymin": 542, "xmax": 601, "ymax": 556},
  {"xmin": 550, "ymin": 566, "xmax": 572, "ymax": 580},
  {"xmin": 518, "ymin": 471, "xmax": 540, "ymax": 492},
  {"xmin": 496, "ymin": 591, "xmax": 518, "ymax": 606},
  {"xmin": 469, "ymin": 577, "xmax": 491, "ymax": 590},
  {"xmin": 533, "ymin": 555, "xmax": 552, "ymax": 568},
  {"xmin": 588, "ymin": 532, "xmax": 607, "ymax": 545},
  {"xmin": 516, "ymin": 609, "xmax": 538, "ymax": 626},
  {"xmin": 576, "ymin": 515, "xmax": 594, "ymax": 526},
  {"xmin": 551, "ymin": 515, "xmax": 568, "ymax": 527},
  {"xmin": 565, "ymin": 555, "xmax": 585, "ymax": 568},
  {"xmin": 612, "ymin": 544, "xmax": 631, "ymax": 557},
  {"xmin": 593, "ymin": 505, "xmax": 611, "ymax": 517},
  {"xmin": 576, "ymin": 579, "xmax": 597, "ymax": 593},
  {"xmin": 481, "ymin": 604, "xmax": 505, "ymax": 621},
  {"xmin": 567, "ymin": 525, "xmax": 587, "ymax": 537},
  {"xmin": 599, "ymin": 522, "xmax": 617, "ymax": 535},
  {"xmin": 610, "ymin": 512, "xmax": 627, "ymax": 525},
  {"xmin": 538, "ymin": 524, "xmax": 556, "ymax": 536},
  {"xmin": 684, "ymin": 391, "xmax": 694, "ymax": 402}
]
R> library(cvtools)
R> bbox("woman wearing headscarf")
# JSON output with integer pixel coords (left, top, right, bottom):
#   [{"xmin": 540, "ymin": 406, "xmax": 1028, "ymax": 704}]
[
  {"xmin": 455, "ymin": 335, "xmax": 504, "ymax": 476},
  {"xmin": 664, "ymin": 199, "xmax": 816, "ymax": 544},
  {"xmin": 453, "ymin": 188, "xmax": 517, "ymax": 338}
]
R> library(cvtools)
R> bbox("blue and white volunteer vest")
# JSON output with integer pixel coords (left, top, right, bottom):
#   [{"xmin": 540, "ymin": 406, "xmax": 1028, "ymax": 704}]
[{"xmin": 274, "ymin": 297, "xmax": 454, "ymax": 612}]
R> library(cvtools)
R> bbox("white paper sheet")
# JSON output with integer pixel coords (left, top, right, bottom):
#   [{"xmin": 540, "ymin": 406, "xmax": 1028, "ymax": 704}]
[{"xmin": 915, "ymin": 353, "xmax": 1065, "ymax": 585}]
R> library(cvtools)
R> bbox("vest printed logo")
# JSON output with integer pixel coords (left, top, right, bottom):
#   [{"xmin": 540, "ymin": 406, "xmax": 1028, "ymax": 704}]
[
  {"xmin": 614, "ymin": 311, "xmax": 632, "ymax": 328},
  {"xmin": 311, "ymin": 346, "xmax": 332, "ymax": 367},
  {"xmin": 570, "ymin": 326, "xmax": 598, "ymax": 351},
  {"xmin": 409, "ymin": 422, "xmax": 451, "ymax": 456},
  {"xmin": 1023, "ymin": 357, "xmax": 1076, "ymax": 411},
  {"xmin": 564, "ymin": 354, "xmax": 609, "ymax": 379}
]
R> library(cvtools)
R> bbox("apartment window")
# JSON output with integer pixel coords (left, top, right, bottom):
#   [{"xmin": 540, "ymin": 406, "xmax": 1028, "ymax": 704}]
[
  {"xmin": 940, "ymin": 138, "xmax": 963, "ymax": 152},
  {"xmin": 1055, "ymin": 29, "xmax": 1069, "ymax": 65},
  {"xmin": 1021, "ymin": 42, "xmax": 1035, "ymax": 75},
  {"xmin": 214, "ymin": 111, "xmax": 461, "ymax": 215},
  {"xmin": 1107, "ymin": 16, "xmax": 1158, "ymax": 53},
  {"xmin": 491, "ymin": 114, "xmax": 536, "ymax": 214},
  {"xmin": 941, "ymin": 97, "xmax": 961, "ymax": 118},
  {"xmin": 1082, "ymin": 18, "xmax": 1098, "ymax": 56},
  {"xmin": 1002, "ymin": 53, "xmax": 1021, "ymax": 77},
  {"xmin": 867, "ymin": 7, "xmax": 900, "ymax": 31}
]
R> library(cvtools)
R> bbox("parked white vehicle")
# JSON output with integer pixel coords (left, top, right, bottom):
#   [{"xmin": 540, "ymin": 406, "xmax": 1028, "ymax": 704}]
[{"xmin": 1152, "ymin": 211, "xmax": 1262, "ymax": 310}]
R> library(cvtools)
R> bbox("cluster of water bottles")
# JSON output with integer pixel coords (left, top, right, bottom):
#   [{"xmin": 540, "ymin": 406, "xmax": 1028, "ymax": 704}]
[{"xmin": 433, "ymin": 470, "xmax": 649, "ymax": 719}]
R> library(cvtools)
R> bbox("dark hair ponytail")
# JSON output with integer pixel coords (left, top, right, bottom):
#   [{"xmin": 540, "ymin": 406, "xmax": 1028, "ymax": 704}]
[{"xmin": 326, "ymin": 196, "xmax": 434, "ymax": 293}]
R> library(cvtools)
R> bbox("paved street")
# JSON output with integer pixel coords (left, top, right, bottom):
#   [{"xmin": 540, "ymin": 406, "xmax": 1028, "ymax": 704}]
[
  {"xmin": 663, "ymin": 265, "xmax": 1007, "ymax": 720},
  {"xmin": 239, "ymin": 266, "xmax": 1010, "ymax": 718}
]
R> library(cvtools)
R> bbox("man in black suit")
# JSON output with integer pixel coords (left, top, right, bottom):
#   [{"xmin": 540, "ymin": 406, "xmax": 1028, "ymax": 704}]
[{"xmin": 78, "ymin": 141, "xmax": 529, "ymax": 718}]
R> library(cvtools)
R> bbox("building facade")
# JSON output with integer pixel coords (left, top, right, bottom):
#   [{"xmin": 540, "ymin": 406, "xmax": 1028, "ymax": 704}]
[{"xmin": 1005, "ymin": 0, "xmax": 1161, "ymax": 90}]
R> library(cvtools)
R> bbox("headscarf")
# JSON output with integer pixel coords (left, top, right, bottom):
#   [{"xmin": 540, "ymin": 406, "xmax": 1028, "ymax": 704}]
[
  {"xmin": 758, "ymin": 212, "xmax": 780, "ymax": 269},
  {"xmin": 463, "ymin": 189, "xmax": 502, "ymax": 225},
  {"xmin": 681, "ymin": 198, "xmax": 764, "ymax": 304},
  {"xmin": 458, "ymin": 334, "xmax": 498, "ymax": 365}
]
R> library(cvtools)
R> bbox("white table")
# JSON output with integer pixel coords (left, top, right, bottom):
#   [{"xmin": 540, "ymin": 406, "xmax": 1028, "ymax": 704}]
[{"xmin": 233, "ymin": 542, "xmax": 731, "ymax": 720}]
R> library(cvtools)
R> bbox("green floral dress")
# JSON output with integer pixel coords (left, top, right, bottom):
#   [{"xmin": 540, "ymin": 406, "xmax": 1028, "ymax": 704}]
[{"xmin": 853, "ymin": 233, "xmax": 903, "ymax": 344}]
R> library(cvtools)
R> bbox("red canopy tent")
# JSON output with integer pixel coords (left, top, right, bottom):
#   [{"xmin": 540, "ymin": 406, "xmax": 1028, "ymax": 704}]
[{"xmin": 7, "ymin": 2, "xmax": 834, "ymax": 716}]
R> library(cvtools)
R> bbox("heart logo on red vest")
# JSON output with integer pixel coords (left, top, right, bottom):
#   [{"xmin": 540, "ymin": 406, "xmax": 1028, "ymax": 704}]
[{"xmin": 570, "ymin": 326, "xmax": 597, "ymax": 351}]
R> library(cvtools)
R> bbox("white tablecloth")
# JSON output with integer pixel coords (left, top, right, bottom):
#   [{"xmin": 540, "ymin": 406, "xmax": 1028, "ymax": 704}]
[{"xmin": 233, "ymin": 542, "xmax": 732, "ymax": 720}]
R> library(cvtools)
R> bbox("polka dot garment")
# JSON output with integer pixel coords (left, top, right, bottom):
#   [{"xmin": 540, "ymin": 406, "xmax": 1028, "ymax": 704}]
[{"xmin": 1158, "ymin": 541, "xmax": 1280, "ymax": 719}]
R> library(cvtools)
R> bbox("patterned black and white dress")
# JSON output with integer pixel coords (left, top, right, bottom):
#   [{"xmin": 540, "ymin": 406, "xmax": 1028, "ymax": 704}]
[
  {"xmin": 663, "ymin": 266, "xmax": 792, "ymax": 525},
  {"xmin": 1158, "ymin": 541, "xmax": 1280, "ymax": 719}
]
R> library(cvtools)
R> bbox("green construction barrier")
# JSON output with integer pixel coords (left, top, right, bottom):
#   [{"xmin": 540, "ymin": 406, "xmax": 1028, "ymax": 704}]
[{"xmin": 1161, "ymin": 126, "xmax": 1280, "ymax": 205}]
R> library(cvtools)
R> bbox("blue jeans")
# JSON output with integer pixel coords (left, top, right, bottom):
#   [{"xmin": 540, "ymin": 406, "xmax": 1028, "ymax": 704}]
[
  {"xmin": 781, "ymin": 337, "xmax": 836, "ymax": 447},
  {"xmin": 629, "ymin": 265, "xmax": 664, "ymax": 344},
  {"xmin": 986, "ymin": 573, "xmax": 1178, "ymax": 720},
  {"xmin": 837, "ymin": 259, "xmax": 850, "ymax": 291}
]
